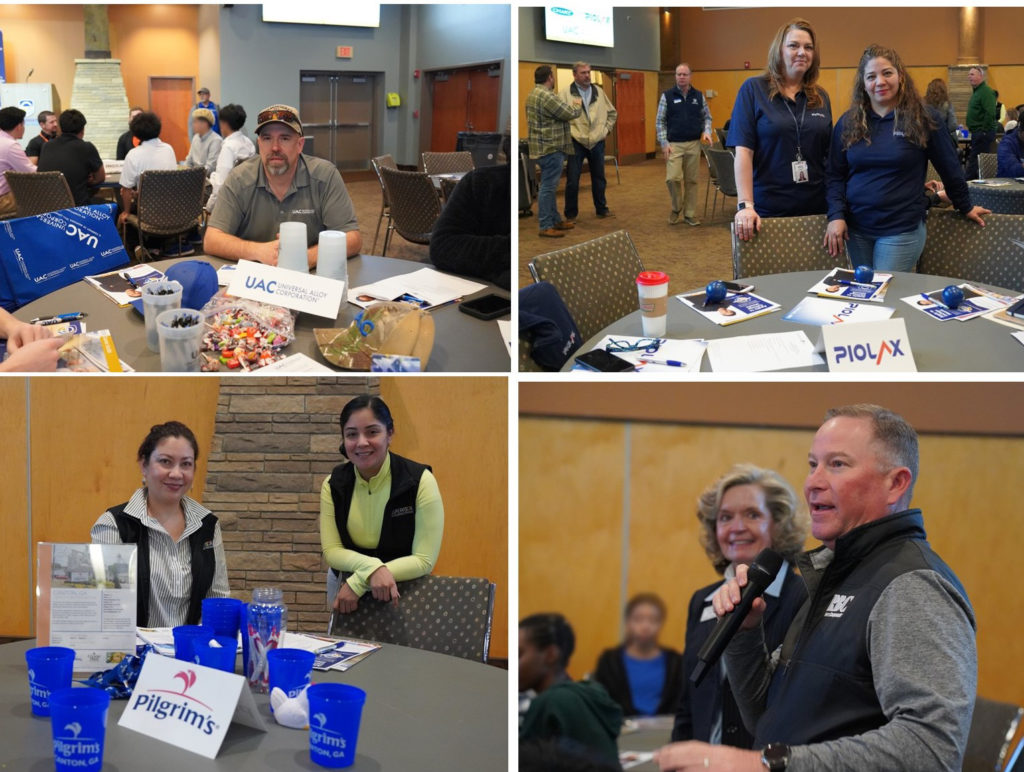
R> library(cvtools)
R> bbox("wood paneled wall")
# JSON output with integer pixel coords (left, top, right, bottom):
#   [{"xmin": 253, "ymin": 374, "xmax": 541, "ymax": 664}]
[
  {"xmin": 0, "ymin": 381, "xmax": 30, "ymax": 637},
  {"xmin": 519, "ymin": 383, "xmax": 1024, "ymax": 706},
  {"xmin": 380, "ymin": 377, "xmax": 509, "ymax": 659}
]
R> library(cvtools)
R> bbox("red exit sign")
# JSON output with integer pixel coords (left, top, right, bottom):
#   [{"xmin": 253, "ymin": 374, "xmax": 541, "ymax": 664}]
[{"xmin": 336, "ymin": 45, "xmax": 353, "ymax": 59}]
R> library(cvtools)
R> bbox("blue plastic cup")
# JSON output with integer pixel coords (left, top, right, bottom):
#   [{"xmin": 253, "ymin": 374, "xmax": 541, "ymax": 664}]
[
  {"xmin": 201, "ymin": 597, "xmax": 243, "ymax": 640},
  {"xmin": 267, "ymin": 648, "xmax": 315, "ymax": 712},
  {"xmin": 307, "ymin": 683, "xmax": 367, "ymax": 768},
  {"xmin": 192, "ymin": 635, "xmax": 238, "ymax": 673},
  {"xmin": 49, "ymin": 687, "xmax": 110, "ymax": 772},
  {"xmin": 173, "ymin": 625, "xmax": 211, "ymax": 662},
  {"xmin": 25, "ymin": 646, "xmax": 75, "ymax": 717}
]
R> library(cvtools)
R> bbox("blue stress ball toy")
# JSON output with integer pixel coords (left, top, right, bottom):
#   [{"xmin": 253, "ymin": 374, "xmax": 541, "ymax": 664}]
[
  {"xmin": 705, "ymin": 280, "xmax": 728, "ymax": 304},
  {"xmin": 941, "ymin": 285, "xmax": 964, "ymax": 309},
  {"xmin": 854, "ymin": 265, "xmax": 874, "ymax": 283}
]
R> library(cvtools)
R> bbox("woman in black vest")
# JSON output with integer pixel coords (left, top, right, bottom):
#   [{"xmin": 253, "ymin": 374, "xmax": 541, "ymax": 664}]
[
  {"xmin": 671, "ymin": 464, "xmax": 807, "ymax": 748},
  {"xmin": 91, "ymin": 421, "xmax": 229, "ymax": 627},
  {"xmin": 593, "ymin": 593, "xmax": 684, "ymax": 717},
  {"xmin": 320, "ymin": 395, "xmax": 444, "ymax": 614}
]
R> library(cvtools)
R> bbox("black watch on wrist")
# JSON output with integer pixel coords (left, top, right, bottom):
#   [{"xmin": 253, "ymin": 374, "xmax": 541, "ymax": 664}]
[
  {"xmin": 761, "ymin": 743, "xmax": 790, "ymax": 771},
  {"xmin": 737, "ymin": 201, "xmax": 753, "ymax": 211}
]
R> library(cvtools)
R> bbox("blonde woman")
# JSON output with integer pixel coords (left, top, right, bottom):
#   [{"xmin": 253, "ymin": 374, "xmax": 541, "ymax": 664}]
[{"xmin": 671, "ymin": 464, "xmax": 807, "ymax": 749}]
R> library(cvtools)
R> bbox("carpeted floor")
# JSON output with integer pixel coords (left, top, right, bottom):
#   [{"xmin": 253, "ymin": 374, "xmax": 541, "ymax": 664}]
[{"xmin": 517, "ymin": 157, "xmax": 736, "ymax": 295}]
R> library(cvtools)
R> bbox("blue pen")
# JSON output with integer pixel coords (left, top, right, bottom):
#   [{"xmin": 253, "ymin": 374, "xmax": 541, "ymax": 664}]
[
  {"xmin": 31, "ymin": 312, "xmax": 86, "ymax": 325},
  {"xmin": 641, "ymin": 358, "xmax": 687, "ymax": 368}
]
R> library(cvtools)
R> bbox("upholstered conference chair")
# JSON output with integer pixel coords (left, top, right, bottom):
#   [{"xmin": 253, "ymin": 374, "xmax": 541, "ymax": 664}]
[
  {"xmin": 421, "ymin": 151, "xmax": 474, "ymax": 176},
  {"xmin": 917, "ymin": 209, "xmax": 1024, "ymax": 293},
  {"xmin": 731, "ymin": 214, "xmax": 850, "ymax": 279},
  {"xmin": 4, "ymin": 171, "xmax": 74, "ymax": 217},
  {"xmin": 377, "ymin": 166, "xmax": 442, "ymax": 257}
]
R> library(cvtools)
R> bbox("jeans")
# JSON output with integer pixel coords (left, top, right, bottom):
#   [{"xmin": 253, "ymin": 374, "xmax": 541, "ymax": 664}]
[
  {"xmin": 846, "ymin": 220, "xmax": 927, "ymax": 273},
  {"xmin": 564, "ymin": 138, "xmax": 608, "ymax": 218},
  {"xmin": 536, "ymin": 151, "xmax": 565, "ymax": 230},
  {"xmin": 966, "ymin": 130, "xmax": 995, "ymax": 178}
]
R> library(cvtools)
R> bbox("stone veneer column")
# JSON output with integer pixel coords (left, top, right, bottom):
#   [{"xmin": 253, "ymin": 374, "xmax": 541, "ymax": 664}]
[
  {"xmin": 69, "ymin": 59, "xmax": 129, "ymax": 160},
  {"xmin": 203, "ymin": 377, "xmax": 380, "ymax": 631}
]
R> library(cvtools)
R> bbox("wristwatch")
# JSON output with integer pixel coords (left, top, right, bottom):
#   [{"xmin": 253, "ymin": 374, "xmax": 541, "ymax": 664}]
[
  {"xmin": 737, "ymin": 201, "xmax": 754, "ymax": 211},
  {"xmin": 761, "ymin": 743, "xmax": 790, "ymax": 771}
]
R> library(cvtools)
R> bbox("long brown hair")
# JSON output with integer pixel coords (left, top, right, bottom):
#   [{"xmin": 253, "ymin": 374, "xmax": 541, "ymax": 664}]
[
  {"xmin": 924, "ymin": 78, "xmax": 949, "ymax": 108},
  {"xmin": 841, "ymin": 44, "xmax": 934, "ymax": 150},
  {"xmin": 763, "ymin": 18, "xmax": 824, "ymax": 109}
]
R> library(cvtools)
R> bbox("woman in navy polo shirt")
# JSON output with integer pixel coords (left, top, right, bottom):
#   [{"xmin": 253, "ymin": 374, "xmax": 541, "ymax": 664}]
[
  {"xmin": 729, "ymin": 18, "xmax": 833, "ymax": 242},
  {"xmin": 825, "ymin": 45, "xmax": 988, "ymax": 270}
]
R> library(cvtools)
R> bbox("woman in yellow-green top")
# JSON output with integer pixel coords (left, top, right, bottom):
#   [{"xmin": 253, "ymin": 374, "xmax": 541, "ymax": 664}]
[{"xmin": 320, "ymin": 394, "xmax": 444, "ymax": 614}]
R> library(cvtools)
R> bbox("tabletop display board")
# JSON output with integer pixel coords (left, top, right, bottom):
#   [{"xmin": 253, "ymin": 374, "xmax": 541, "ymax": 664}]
[{"xmin": 36, "ymin": 543, "xmax": 137, "ymax": 673}]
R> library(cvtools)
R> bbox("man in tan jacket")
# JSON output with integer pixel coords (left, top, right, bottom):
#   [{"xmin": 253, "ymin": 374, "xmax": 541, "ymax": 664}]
[{"xmin": 560, "ymin": 62, "xmax": 617, "ymax": 222}]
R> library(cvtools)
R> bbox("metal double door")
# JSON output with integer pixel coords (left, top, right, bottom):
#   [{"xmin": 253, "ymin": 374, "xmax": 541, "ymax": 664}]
[{"xmin": 299, "ymin": 71, "xmax": 380, "ymax": 172}]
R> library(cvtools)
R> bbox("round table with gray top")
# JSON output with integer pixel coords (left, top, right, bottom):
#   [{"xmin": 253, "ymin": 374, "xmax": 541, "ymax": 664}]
[
  {"xmin": 617, "ymin": 716, "xmax": 674, "ymax": 771},
  {"xmin": 562, "ymin": 270, "xmax": 1024, "ymax": 372},
  {"xmin": 967, "ymin": 179, "xmax": 1024, "ymax": 214},
  {"xmin": 0, "ymin": 638, "xmax": 506, "ymax": 770},
  {"xmin": 13, "ymin": 255, "xmax": 511, "ymax": 373}
]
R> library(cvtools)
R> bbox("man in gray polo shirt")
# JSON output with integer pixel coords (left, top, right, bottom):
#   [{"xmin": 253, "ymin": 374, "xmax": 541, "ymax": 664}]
[{"xmin": 204, "ymin": 104, "xmax": 361, "ymax": 266}]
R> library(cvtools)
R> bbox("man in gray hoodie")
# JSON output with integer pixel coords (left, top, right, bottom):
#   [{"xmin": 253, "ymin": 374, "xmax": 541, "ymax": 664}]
[{"xmin": 655, "ymin": 404, "xmax": 976, "ymax": 772}]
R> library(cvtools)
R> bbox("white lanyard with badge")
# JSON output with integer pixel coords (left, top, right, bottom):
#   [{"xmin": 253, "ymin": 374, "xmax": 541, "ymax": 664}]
[{"xmin": 784, "ymin": 97, "xmax": 809, "ymax": 183}]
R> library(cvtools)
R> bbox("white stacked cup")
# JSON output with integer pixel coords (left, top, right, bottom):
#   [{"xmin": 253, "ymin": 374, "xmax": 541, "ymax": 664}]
[
  {"xmin": 637, "ymin": 271, "xmax": 670, "ymax": 337},
  {"xmin": 316, "ymin": 230, "xmax": 348, "ymax": 293},
  {"xmin": 277, "ymin": 222, "xmax": 308, "ymax": 273}
]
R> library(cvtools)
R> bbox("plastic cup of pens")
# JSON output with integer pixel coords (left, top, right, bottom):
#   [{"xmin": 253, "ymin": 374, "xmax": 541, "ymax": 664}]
[
  {"xmin": 49, "ymin": 686, "xmax": 110, "ymax": 772},
  {"xmin": 25, "ymin": 646, "xmax": 75, "ymax": 717},
  {"xmin": 141, "ymin": 279, "xmax": 183, "ymax": 353},
  {"xmin": 307, "ymin": 683, "xmax": 367, "ymax": 768},
  {"xmin": 637, "ymin": 271, "xmax": 670, "ymax": 337},
  {"xmin": 157, "ymin": 308, "xmax": 204, "ymax": 372},
  {"xmin": 267, "ymin": 649, "xmax": 315, "ymax": 712}
]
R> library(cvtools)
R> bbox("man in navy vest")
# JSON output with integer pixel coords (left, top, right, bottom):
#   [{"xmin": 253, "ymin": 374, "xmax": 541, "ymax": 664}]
[
  {"xmin": 655, "ymin": 404, "xmax": 976, "ymax": 772},
  {"xmin": 655, "ymin": 63, "xmax": 712, "ymax": 226}
]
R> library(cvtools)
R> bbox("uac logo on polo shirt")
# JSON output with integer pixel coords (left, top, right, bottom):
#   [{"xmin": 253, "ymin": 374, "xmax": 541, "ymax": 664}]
[{"xmin": 825, "ymin": 593, "xmax": 855, "ymax": 618}]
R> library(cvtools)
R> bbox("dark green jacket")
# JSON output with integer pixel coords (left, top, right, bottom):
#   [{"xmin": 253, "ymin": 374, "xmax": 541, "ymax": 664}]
[
  {"xmin": 966, "ymin": 81, "xmax": 997, "ymax": 132},
  {"xmin": 520, "ymin": 679, "xmax": 623, "ymax": 766}
]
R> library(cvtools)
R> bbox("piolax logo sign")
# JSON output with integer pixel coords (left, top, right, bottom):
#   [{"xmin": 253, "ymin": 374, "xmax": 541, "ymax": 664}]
[
  {"xmin": 821, "ymin": 318, "xmax": 917, "ymax": 372},
  {"xmin": 120, "ymin": 653, "xmax": 266, "ymax": 758}
]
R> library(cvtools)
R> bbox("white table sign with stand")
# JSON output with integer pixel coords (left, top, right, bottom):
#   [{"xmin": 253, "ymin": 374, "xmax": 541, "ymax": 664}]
[
  {"xmin": 819, "ymin": 317, "xmax": 918, "ymax": 372},
  {"xmin": 119, "ymin": 652, "xmax": 267, "ymax": 758},
  {"xmin": 227, "ymin": 259, "xmax": 345, "ymax": 319}
]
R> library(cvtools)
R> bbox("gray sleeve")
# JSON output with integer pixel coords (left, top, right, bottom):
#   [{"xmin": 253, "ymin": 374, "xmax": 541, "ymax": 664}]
[
  {"xmin": 789, "ymin": 570, "xmax": 977, "ymax": 772},
  {"xmin": 321, "ymin": 172, "xmax": 359, "ymax": 232},
  {"xmin": 722, "ymin": 624, "xmax": 776, "ymax": 733},
  {"xmin": 703, "ymin": 97, "xmax": 713, "ymax": 136}
]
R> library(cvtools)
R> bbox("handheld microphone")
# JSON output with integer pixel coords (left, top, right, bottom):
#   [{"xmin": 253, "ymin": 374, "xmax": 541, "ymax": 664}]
[{"xmin": 689, "ymin": 548, "xmax": 783, "ymax": 687}]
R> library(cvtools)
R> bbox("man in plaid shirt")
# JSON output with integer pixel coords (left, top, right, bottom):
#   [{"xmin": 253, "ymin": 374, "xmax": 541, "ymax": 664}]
[{"xmin": 526, "ymin": 65, "xmax": 581, "ymax": 238}]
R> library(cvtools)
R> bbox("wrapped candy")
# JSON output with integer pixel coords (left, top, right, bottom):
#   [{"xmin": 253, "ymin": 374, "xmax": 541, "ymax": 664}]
[{"xmin": 198, "ymin": 289, "xmax": 295, "ymax": 371}]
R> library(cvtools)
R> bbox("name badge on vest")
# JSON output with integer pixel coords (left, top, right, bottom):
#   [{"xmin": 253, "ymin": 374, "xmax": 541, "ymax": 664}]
[
  {"xmin": 391, "ymin": 506, "xmax": 415, "ymax": 518},
  {"xmin": 203, "ymin": 540, "xmax": 215, "ymax": 550},
  {"xmin": 673, "ymin": 98, "xmax": 682, "ymax": 104}
]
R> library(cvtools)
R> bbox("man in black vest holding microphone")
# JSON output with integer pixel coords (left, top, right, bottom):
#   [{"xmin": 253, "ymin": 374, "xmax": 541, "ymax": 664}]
[
  {"xmin": 656, "ymin": 63, "xmax": 712, "ymax": 226},
  {"xmin": 656, "ymin": 404, "xmax": 977, "ymax": 772}
]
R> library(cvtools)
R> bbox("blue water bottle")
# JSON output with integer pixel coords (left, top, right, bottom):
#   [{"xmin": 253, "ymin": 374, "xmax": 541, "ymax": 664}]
[{"xmin": 247, "ymin": 587, "xmax": 288, "ymax": 693}]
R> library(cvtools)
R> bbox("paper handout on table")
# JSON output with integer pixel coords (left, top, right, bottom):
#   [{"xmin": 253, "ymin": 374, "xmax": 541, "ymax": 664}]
[
  {"xmin": 253, "ymin": 352, "xmax": 337, "ymax": 373},
  {"xmin": 36, "ymin": 543, "xmax": 138, "ymax": 672},
  {"xmin": 348, "ymin": 267, "xmax": 486, "ymax": 309},
  {"xmin": 707, "ymin": 331, "xmax": 824, "ymax": 372},
  {"xmin": 901, "ymin": 284, "xmax": 1013, "ymax": 321},
  {"xmin": 676, "ymin": 289, "xmax": 781, "ymax": 325},
  {"xmin": 807, "ymin": 268, "xmax": 893, "ymax": 302},
  {"xmin": 312, "ymin": 639, "xmax": 382, "ymax": 672},
  {"xmin": 497, "ymin": 319, "xmax": 512, "ymax": 355},
  {"xmin": 783, "ymin": 296, "xmax": 895, "ymax": 326},
  {"xmin": 85, "ymin": 265, "xmax": 165, "ymax": 307},
  {"xmin": 587, "ymin": 335, "xmax": 707, "ymax": 372}
]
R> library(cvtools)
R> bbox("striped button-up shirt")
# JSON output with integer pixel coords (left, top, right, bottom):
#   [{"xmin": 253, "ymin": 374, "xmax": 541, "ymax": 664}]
[
  {"xmin": 526, "ymin": 85, "xmax": 581, "ymax": 159},
  {"xmin": 91, "ymin": 488, "xmax": 230, "ymax": 627}
]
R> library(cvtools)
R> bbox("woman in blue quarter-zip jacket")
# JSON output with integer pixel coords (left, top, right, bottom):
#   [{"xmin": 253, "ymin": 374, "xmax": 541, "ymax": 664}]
[{"xmin": 825, "ymin": 44, "xmax": 989, "ymax": 272}]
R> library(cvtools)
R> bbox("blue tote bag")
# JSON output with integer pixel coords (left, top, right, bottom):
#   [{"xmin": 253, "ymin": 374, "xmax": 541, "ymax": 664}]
[{"xmin": 0, "ymin": 203, "xmax": 130, "ymax": 311}]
